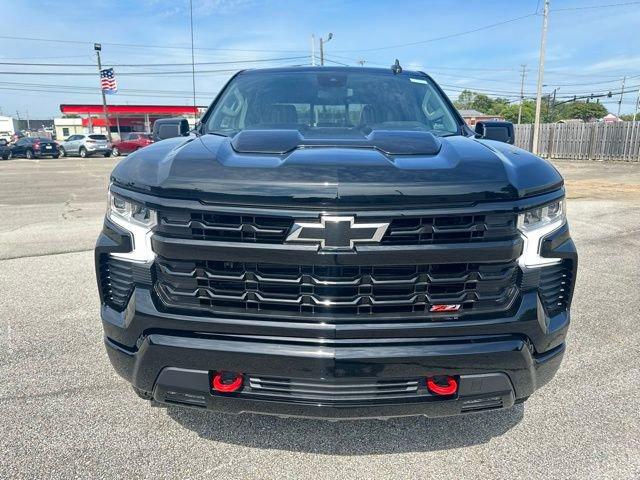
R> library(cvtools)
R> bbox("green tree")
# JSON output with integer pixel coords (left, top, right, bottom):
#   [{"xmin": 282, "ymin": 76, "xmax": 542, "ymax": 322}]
[
  {"xmin": 556, "ymin": 101, "xmax": 608, "ymax": 122},
  {"xmin": 453, "ymin": 90, "xmax": 477, "ymax": 110},
  {"xmin": 620, "ymin": 113, "xmax": 638, "ymax": 121},
  {"xmin": 470, "ymin": 93, "xmax": 494, "ymax": 114},
  {"xmin": 500, "ymin": 101, "xmax": 536, "ymax": 124}
]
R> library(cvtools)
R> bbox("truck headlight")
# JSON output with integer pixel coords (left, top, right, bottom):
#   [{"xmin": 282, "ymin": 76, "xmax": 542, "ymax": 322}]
[
  {"xmin": 107, "ymin": 190, "xmax": 157, "ymax": 263},
  {"xmin": 517, "ymin": 199, "xmax": 565, "ymax": 267}
]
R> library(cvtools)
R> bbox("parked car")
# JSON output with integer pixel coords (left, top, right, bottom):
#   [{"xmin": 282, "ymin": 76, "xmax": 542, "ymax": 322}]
[
  {"xmin": 59, "ymin": 134, "xmax": 112, "ymax": 158},
  {"xmin": 0, "ymin": 139, "xmax": 11, "ymax": 160},
  {"xmin": 96, "ymin": 66, "xmax": 577, "ymax": 419},
  {"xmin": 10, "ymin": 136, "xmax": 60, "ymax": 159},
  {"xmin": 112, "ymin": 132, "xmax": 153, "ymax": 156}
]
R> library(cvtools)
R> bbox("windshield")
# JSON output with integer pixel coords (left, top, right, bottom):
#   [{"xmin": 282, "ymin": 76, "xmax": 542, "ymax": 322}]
[{"xmin": 205, "ymin": 71, "xmax": 460, "ymax": 136}]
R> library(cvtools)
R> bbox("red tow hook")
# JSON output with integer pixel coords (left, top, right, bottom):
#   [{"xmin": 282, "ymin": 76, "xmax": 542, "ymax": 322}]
[
  {"xmin": 426, "ymin": 376, "xmax": 458, "ymax": 396},
  {"xmin": 211, "ymin": 371, "xmax": 244, "ymax": 393}
]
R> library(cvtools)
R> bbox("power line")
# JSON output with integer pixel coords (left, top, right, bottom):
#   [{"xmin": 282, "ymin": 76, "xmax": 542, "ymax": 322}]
[
  {"xmin": 0, "ymin": 69, "xmax": 240, "ymax": 76},
  {"xmin": 0, "ymin": 86, "xmax": 215, "ymax": 99},
  {"xmin": 0, "ymin": 62, "xmax": 310, "ymax": 76},
  {"xmin": 0, "ymin": 55, "xmax": 310, "ymax": 67},
  {"xmin": 0, "ymin": 34, "xmax": 307, "ymax": 53},
  {"xmin": 332, "ymin": 13, "xmax": 538, "ymax": 53},
  {"xmin": 0, "ymin": 80, "xmax": 218, "ymax": 96},
  {"xmin": 553, "ymin": 1, "xmax": 640, "ymax": 12}
]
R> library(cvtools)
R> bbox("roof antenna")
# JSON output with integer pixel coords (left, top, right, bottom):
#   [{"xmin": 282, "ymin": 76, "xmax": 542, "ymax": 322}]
[{"xmin": 391, "ymin": 59, "xmax": 402, "ymax": 74}]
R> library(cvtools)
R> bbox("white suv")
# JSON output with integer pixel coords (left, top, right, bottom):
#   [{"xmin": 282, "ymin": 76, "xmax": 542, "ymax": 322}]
[{"xmin": 60, "ymin": 134, "xmax": 112, "ymax": 158}]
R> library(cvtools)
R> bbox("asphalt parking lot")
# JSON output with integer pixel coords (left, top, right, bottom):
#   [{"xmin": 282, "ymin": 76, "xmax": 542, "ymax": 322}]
[{"xmin": 1, "ymin": 156, "xmax": 639, "ymax": 479}]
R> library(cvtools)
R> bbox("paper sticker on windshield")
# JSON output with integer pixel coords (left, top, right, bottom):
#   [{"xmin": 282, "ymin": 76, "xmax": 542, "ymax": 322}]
[{"xmin": 410, "ymin": 78, "xmax": 428, "ymax": 84}]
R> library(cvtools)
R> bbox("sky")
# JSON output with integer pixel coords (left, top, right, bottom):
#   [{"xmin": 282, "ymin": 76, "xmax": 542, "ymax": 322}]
[{"xmin": 1, "ymin": 0, "xmax": 639, "ymax": 119}]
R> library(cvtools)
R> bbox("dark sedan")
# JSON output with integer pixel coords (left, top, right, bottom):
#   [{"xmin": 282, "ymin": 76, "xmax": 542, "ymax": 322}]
[
  {"xmin": 10, "ymin": 137, "xmax": 60, "ymax": 159},
  {"xmin": 0, "ymin": 139, "xmax": 11, "ymax": 160}
]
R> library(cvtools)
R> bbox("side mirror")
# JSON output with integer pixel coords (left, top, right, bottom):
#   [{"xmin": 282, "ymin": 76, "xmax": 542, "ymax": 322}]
[
  {"xmin": 152, "ymin": 118, "xmax": 190, "ymax": 141},
  {"xmin": 475, "ymin": 121, "xmax": 515, "ymax": 145}
]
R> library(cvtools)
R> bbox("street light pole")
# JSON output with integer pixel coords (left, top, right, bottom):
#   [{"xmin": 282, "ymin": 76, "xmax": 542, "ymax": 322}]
[
  {"xmin": 532, "ymin": 0, "xmax": 549, "ymax": 155},
  {"xmin": 94, "ymin": 43, "xmax": 112, "ymax": 142}
]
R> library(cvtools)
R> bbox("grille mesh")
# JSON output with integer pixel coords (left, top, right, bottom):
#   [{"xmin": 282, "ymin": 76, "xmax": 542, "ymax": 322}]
[
  {"xmin": 156, "ymin": 210, "xmax": 518, "ymax": 246},
  {"xmin": 245, "ymin": 376, "xmax": 422, "ymax": 403},
  {"xmin": 155, "ymin": 258, "xmax": 519, "ymax": 317}
]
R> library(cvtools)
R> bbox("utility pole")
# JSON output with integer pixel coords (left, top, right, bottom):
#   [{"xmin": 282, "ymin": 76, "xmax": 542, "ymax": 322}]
[
  {"xmin": 311, "ymin": 35, "xmax": 316, "ymax": 66},
  {"xmin": 550, "ymin": 87, "xmax": 559, "ymax": 121},
  {"xmin": 633, "ymin": 88, "xmax": 640, "ymax": 122},
  {"xmin": 532, "ymin": 0, "xmax": 549, "ymax": 155},
  {"xmin": 517, "ymin": 64, "xmax": 526, "ymax": 124},
  {"xmin": 319, "ymin": 33, "xmax": 333, "ymax": 66},
  {"xmin": 189, "ymin": 0, "xmax": 197, "ymax": 112},
  {"xmin": 26, "ymin": 109, "xmax": 30, "ymax": 130},
  {"xmin": 617, "ymin": 75, "xmax": 626, "ymax": 117},
  {"xmin": 94, "ymin": 43, "xmax": 112, "ymax": 142}
]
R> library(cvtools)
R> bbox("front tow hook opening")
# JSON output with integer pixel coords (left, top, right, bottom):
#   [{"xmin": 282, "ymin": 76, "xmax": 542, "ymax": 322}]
[
  {"xmin": 426, "ymin": 375, "xmax": 459, "ymax": 396},
  {"xmin": 211, "ymin": 371, "xmax": 244, "ymax": 393}
]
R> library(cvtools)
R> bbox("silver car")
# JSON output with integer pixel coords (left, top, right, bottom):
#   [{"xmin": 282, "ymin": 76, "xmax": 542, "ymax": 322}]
[{"xmin": 59, "ymin": 134, "xmax": 112, "ymax": 158}]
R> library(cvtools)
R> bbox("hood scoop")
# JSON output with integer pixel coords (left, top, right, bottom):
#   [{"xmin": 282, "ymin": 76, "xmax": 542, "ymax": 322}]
[{"xmin": 230, "ymin": 129, "xmax": 442, "ymax": 156}]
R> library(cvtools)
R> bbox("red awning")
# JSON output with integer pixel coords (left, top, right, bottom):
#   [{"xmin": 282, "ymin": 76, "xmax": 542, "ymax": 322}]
[{"xmin": 60, "ymin": 104, "xmax": 201, "ymax": 115}]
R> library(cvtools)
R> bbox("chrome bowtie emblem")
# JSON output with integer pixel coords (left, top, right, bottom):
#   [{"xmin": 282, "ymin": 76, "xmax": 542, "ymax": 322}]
[{"xmin": 286, "ymin": 216, "xmax": 389, "ymax": 250}]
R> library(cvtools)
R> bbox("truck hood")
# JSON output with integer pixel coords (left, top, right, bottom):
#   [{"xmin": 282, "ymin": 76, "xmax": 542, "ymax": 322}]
[{"xmin": 111, "ymin": 129, "xmax": 563, "ymax": 208}]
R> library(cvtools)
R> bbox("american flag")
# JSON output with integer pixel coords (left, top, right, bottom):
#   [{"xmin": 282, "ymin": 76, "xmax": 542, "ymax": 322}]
[{"xmin": 100, "ymin": 68, "xmax": 118, "ymax": 94}]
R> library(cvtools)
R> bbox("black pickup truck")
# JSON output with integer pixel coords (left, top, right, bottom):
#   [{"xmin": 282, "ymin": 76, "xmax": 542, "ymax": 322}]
[{"xmin": 96, "ymin": 66, "xmax": 577, "ymax": 419}]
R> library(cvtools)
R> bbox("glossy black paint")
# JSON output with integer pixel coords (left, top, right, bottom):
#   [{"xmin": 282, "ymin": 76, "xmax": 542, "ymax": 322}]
[
  {"xmin": 111, "ymin": 67, "xmax": 562, "ymax": 208},
  {"xmin": 96, "ymin": 210, "xmax": 576, "ymax": 418},
  {"xmin": 475, "ymin": 121, "xmax": 516, "ymax": 145},
  {"xmin": 97, "ymin": 67, "xmax": 577, "ymax": 418}
]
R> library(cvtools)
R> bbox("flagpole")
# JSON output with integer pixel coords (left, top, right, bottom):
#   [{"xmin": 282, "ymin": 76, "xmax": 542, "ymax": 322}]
[{"xmin": 94, "ymin": 43, "xmax": 112, "ymax": 143}]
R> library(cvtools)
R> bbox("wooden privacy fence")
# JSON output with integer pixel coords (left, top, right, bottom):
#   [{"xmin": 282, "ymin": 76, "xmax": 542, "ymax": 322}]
[{"xmin": 514, "ymin": 122, "xmax": 640, "ymax": 162}]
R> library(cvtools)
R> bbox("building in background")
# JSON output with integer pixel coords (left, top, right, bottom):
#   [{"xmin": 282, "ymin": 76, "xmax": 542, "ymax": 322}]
[
  {"xmin": 0, "ymin": 116, "xmax": 19, "ymax": 140},
  {"xmin": 54, "ymin": 117, "xmax": 84, "ymax": 140},
  {"xmin": 57, "ymin": 104, "xmax": 205, "ymax": 140},
  {"xmin": 458, "ymin": 109, "xmax": 504, "ymax": 127},
  {"xmin": 601, "ymin": 113, "xmax": 622, "ymax": 124}
]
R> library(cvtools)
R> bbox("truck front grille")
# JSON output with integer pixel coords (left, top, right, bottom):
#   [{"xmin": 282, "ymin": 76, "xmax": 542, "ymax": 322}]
[
  {"xmin": 156, "ymin": 210, "xmax": 517, "ymax": 246},
  {"xmin": 155, "ymin": 257, "xmax": 519, "ymax": 317}
]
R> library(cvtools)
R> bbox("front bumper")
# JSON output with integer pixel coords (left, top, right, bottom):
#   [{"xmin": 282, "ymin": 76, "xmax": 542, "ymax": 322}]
[
  {"xmin": 102, "ymin": 286, "xmax": 568, "ymax": 419},
  {"xmin": 96, "ymin": 198, "xmax": 577, "ymax": 419}
]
